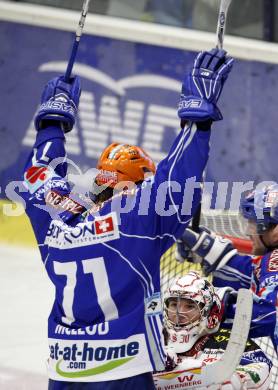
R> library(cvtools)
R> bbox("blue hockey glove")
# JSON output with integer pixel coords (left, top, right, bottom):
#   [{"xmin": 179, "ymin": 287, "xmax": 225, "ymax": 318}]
[
  {"xmin": 178, "ymin": 48, "xmax": 234, "ymax": 122},
  {"xmin": 175, "ymin": 225, "xmax": 212, "ymax": 264},
  {"xmin": 176, "ymin": 227, "xmax": 237, "ymax": 276},
  {"xmin": 217, "ymin": 287, "xmax": 237, "ymax": 322},
  {"xmin": 35, "ymin": 75, "xmax": 81, "ymax": 132},
  {"xmin": 175, "ymin": 238, "xmax": 202, "ymax": 264}
]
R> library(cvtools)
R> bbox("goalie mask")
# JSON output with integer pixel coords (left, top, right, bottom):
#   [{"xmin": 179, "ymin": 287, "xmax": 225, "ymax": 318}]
[{"xmin": 164, "ymin": 272, "xmax": 222, "ymax": 353}]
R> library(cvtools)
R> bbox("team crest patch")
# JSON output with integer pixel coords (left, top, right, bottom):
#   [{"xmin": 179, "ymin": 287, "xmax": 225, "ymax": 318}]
[
  {"xmin": 24, "ymin": 165, "xmax": 55, "ymax": 194},
  {"xmin": 145, "ymin": 293, "xmax": 162, "ymax": 316}
]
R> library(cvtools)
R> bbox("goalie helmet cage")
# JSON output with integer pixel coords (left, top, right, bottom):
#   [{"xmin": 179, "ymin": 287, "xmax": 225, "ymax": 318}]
[{"xmin": 160, "ymin": 210, "xmax": 277, "ymax": 389}]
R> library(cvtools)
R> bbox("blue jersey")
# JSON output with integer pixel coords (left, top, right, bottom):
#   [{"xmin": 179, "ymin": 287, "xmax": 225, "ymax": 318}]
[
  {"xmin": 213, "ymin": 252, "xmax": 278, "ymax": 354},
  {"xmin": 22, "ymin": 124, "xmax": 210, "ymax": 382}
]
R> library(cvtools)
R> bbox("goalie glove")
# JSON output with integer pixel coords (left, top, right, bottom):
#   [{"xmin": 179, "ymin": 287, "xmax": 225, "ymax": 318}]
[
  {"xmin": 176, "ymin": 227, "xmax": 237, "ymax": 276},
  {"xmin": 35, "ymin": 75, "xmax": 81, "ymax": 132},
  {"xmin": 178, "ymin": 48, "xmax": 234, "ymax": 122}
]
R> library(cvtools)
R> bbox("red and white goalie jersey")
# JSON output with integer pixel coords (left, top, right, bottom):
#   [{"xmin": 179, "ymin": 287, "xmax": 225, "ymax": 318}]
[{"xmin": 153, "ymin": 328, "xmax": 272, "ymax": 390}]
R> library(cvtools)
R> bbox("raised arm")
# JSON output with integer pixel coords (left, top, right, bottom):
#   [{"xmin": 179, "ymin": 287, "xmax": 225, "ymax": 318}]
[
  {"xmin": 22, "ymin": 76, "xmax": 82, "ymax": 248},
  {"xmin": 146, "ymin": 49, "xmax": 234, "ymax": 240}
]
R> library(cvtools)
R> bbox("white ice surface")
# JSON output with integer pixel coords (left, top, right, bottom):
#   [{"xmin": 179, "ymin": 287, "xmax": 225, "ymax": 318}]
[{"xmin": 0, "ymin": 244, "xmax": 54, "ymax": 389}]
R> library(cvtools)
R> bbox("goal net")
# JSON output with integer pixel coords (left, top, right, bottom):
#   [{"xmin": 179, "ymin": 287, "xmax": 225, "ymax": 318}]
[{"xmin": 160, "ymin": 210, "xmax": 277, "ymax": 389}]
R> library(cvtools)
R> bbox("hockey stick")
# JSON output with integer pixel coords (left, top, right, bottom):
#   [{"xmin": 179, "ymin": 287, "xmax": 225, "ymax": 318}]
[
  {"xmin": 191, "ymin": 0, "xmax": 232, "ymax": 233},
  {"xmin": 202, "ymin": 288, "xmax": 253, "ymax": 386},
  {"xmin": 64, "ymin": 0, "xmax": 91, "ymax": 82},
  {"xmin": 216, "ymin": 0, "xmax": 232, "ymax": 49}
]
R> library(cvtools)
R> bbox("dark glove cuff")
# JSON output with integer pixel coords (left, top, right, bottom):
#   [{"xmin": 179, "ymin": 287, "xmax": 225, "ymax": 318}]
[
  {"xmin": 180, "ymin": 119, "xmax": 189, "ymax": 129},
  {"xmin": 38, "ymin": 119, "xmax": 64, "ymax": 130},
  {"xmin": 196, "ymin": 120, "xmax": 213, "ymax": 131}
]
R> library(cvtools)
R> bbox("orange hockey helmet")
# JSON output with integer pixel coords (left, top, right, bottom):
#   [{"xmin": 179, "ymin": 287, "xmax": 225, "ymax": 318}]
[{"xmin": 96, "ymin": 143, "xmax": 156, "ymax": 188}]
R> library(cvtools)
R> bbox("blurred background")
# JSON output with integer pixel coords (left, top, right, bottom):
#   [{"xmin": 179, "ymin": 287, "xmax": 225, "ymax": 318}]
[
  {"xmin": 1, "ymin": 1, "xmax": 278, "ymax": 389},
  {"xmin": 7, "ymin": 0, "xmax": 278, "ymax": 41}
]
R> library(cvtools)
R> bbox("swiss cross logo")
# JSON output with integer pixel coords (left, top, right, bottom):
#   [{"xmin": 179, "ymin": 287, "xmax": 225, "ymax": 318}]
[{"xmin": 95, "ymin": 217, "xmax": 114, "ymax": 234}]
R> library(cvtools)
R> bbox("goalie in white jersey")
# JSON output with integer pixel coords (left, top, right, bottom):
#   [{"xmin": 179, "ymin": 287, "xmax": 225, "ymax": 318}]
[{"xmin": 153, "ymin": 272, "xmax": 272, "ymax": 390}]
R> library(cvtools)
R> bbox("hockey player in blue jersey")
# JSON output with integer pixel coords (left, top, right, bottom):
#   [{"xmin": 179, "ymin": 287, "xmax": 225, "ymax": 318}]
[
  {"xmin": 21, "ymin": 48, "xmax": 233, "ymax": 390},
  {"xmin": 176, "ymin": 185, "xmax": 278, "ymax": 356}
]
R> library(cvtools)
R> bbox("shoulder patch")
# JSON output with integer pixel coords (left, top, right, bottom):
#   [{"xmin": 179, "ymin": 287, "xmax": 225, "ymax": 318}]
[{"xmin": 24, "ymin": 165, "xmax": 54, "ymax": 194}]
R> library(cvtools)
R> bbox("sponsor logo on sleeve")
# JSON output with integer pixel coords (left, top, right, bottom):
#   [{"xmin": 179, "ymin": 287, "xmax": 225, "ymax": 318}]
[
  {"xmin": 45, "ymin": 212, "xmax": 119, "ymax": 248},
  {"xmin": 33, "ymin": 179, "xmax": 69, "ymax": 201},
  {"xmin": 260, "ymin": 273, "xmax": 278, "ymax": 288},
  {"xmin": 268, "ymin": 250, "xmax": 278, "ymax": 272},
  {"xmin": 45, "ymin": 191, "xmax": 84, "ymax": 215}
]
